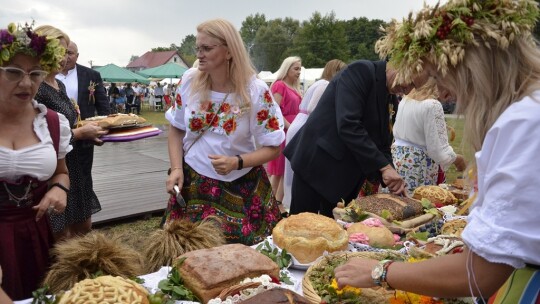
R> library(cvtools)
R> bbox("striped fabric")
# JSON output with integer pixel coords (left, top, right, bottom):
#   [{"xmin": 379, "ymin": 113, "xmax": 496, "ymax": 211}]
[{"xmin": 489, "ymin": 266, "xmax": 540, "ymax": 304}]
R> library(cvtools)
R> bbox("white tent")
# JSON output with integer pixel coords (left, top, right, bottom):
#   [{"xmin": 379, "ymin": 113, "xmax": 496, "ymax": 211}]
[{"xmin": 257, "ymin": 67, "xmax": 324, "ymax": 93}]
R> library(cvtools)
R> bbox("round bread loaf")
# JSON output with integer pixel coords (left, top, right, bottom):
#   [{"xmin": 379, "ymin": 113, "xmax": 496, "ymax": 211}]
[
  {"xmin": 272, "ymin": 212, "xmax": 348, "ymax": 264},
  {"xmin": 346, "ymin": 222, "xmax": 395, "ymax": 248},
  {"xmin": 57, "ymin": 275, "xmax": 149, "ymax": 304},
  {"xmin": 413, "ymin": 185, "xmax": 458, "ymax": 206}
]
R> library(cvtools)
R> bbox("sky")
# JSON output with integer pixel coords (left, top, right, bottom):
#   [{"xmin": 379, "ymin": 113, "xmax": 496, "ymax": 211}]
[{"xmin": 1, "ymin": 0, "xmax": 442, "ymax": 68}]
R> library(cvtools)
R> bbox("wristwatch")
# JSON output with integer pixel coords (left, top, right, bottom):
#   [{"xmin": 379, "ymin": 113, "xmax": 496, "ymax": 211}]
[{"xmin": 371, "ymin": 259, "xmax": 394, "ymax": 290}]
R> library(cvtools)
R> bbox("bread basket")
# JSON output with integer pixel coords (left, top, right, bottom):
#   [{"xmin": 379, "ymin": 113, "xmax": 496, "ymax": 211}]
[{"xmin": 302, "ymin": 251, "xmax": 405, "ymax": 304}]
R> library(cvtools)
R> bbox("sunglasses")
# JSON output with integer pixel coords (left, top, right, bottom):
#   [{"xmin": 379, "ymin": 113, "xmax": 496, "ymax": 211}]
[{"xmin": 0, "ymin": 67, "xmax": 48, "ymax": 83}]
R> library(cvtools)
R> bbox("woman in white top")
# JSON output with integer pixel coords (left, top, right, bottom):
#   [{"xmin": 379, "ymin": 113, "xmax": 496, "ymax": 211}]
[
  {"xmin": 166, "ymin": 19, "xmax": 285, "ymax": 245},
  {"xmin": 336, "ymin": 0, "xmax": 540, "ymax": 301},
  {"xmin": 0, "ymin": 22, "xmax": 71, "ymax": 300},
  {"xmin": 392, "ymin": 80, "xmax": 466, "ymax": 195},
  {"xmin": 282, "ymin": 59, "xmax": 346, "ymax": 210}
]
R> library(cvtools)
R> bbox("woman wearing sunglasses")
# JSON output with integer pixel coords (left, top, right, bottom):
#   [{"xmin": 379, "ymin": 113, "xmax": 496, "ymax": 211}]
[{"xmin": 0, "ymin": 22, "xmax": 71, "ymax": 300}]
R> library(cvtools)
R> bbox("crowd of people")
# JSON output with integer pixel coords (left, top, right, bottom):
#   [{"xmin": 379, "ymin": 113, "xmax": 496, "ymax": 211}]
[{"xmin": 1, "ymin": 0, "xmax": 540, "ymax": 301}]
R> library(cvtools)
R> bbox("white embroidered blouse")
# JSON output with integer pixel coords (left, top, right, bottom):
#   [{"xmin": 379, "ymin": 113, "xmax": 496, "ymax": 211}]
[
  {"xmin": 0, "ymin": 100, "xmax": 72, "ymax": 182},
  {"xmin": 393, "ymin": 98, "xmax": 457, "ymax": 168},
  {"xmin": 167, "ymin": 68, "xmax": 285, "ymax": 182},
  {"xmin": 462, "ymin": 92, "xmax": 540, "ymax": 268}
]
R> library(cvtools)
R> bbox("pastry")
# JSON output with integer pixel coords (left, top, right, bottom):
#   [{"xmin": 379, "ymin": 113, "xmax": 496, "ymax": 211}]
[
  {"xmin": 176, "ymin": 243, "xmax": 279, "ymax": 303},
  {"xmin": 346, "ymin": 219, "xmax": 395, "ymax": 248},
  {"xmin": 413, "ymin": 185, "xmax": 458, "ymax": 206},
  {"xmin": 441, "ymin": 218, "xmax": 467, "ymax": 237},
  {"xmin": 57, "ymin": 275, "xmax": 149, "ymax": 304},
  {"xmin": 272, "ymin": 212, "xmax": 349, "ymax": 264}
]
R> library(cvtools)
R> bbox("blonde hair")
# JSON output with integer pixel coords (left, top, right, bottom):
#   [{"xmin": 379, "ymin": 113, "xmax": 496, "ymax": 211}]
[
  {"xmin": 320, "ymin": 59, "xmax": 346, "ymax": 81},
  {"xmin": 34, "ymin": 25, "xmax": 70, "ymax": 73},
  {"xmin": 191, "ymin": 19, "xmax": 256, "ymax": 110},
  {"xmin": 271, "ymin": 56, "xmax": 302, "ymax": 93},
  {"xmin": 406, "ymin": 78, "xmax": 438, "ymax": 101},
  {"xmin": 441, "ymin": 37, "xmax": 540, "ymax": 168}
]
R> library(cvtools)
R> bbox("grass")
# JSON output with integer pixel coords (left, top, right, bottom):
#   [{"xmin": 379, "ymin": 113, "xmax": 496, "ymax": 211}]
[
  {"xmin": 445, "ymin": 117, "xmax": 465, "ymax": 182},
  {"xmin": 96, "ymin": 115, "xmax": 466, "ymax": 234},
  {"xmin": 139, "ymin": 108, "xmax": 170, "ymax": 125}
]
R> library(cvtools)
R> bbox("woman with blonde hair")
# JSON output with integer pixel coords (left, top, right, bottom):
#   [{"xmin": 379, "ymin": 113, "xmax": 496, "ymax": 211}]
[
  {"xmin": 267, "ymin": 56, "xmax": 302, "ymax": 205},
  {"xmin": 282, "ymin": 59, "xmax": 346, "ymax": 210},
  {"xmin": 391, "ymin": 78, "xmax": 466, "ymax": 195},
  {"xmin": 34, "ymin": 25, "xmax": 106, "ymax": 241},
  {"xmin": 166, "ymin": 19, "xmax": 285, "ymax": 245},
  {"xmin": 336, "ymin": 0, "xmax": 540, "ymax": 302}
]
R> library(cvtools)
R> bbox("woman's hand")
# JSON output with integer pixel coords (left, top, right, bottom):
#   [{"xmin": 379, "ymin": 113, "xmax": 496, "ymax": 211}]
[
  {"xmin": 74, "ymin": 122, "xmax": 108, "ymax": 144},
  {"xmin": 166, "ymin": 168, "xmax": 184, "ymax": 195},
  {"xmin": 453, "ymin": 154, "xmax": 467, "ymax": 172},
  {"xmin": 33, "ymin": 186, "xmax": 67, "ymax": 222},
  {"xmin": 209, "ymin": 154, "xmax": 238, "ymax": 175},
  {"xmin": 334, "ymin": 258, "xmax": 379, "ymax": 289}
]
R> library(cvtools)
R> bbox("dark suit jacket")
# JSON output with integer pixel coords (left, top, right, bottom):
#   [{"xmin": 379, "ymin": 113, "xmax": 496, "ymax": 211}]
[
  {"xmin": 76, "ymin": 63, "xmax": 109, "ymax": 119},
  {"xmin": 283, "ymin": 60, "xmax": 396, "ymax": 203},
  {"xmin": 73, "ymin": 64, "xmax": 109, "ymax": 180}
]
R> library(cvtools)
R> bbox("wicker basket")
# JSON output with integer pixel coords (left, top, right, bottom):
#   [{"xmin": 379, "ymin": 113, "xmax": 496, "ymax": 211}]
[{"xmin": 302, "ymin": 251, "xmax": 404, "ymax": 304}]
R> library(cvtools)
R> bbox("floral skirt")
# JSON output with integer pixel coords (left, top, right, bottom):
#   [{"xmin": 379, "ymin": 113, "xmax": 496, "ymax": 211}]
[
  {"xmin": 163, "ymin": 163, "xmax": 282, "ymax": 246},
  {"xmin": 392, "ymin": 144, "xmax": 439, "ymax": 195}
]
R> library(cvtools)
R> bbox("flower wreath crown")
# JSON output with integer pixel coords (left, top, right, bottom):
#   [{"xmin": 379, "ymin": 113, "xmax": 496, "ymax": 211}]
[
  {"xmin": 0, "ymin": 21, "xmax": 65, "ymax": 72},
  {"xmin": 375, "ymin": 0, "xmax": 539, "ymax": 85}
]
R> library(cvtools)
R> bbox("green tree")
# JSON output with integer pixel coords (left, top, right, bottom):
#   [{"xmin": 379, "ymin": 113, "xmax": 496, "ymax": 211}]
[
  {"xmin": 252, "ymin": 18, "xmax": 300, "ymax": 71},
  {"xmin": 240, "ymin": 13, "xmax": 267, "ymax": 54},
  {"xmin": 290, "ymin": 11, "xmax": 349, "ymax": 67},
  {"xmin": 179, "ymin": 34, "xmax": 197, "ymax": 66},
  {"xmin": 343, "ymin": 17, "xmax": 386, "ymax": 61},
  {"xmin": 129, "ymin": 55, "xmax": 139, "ymax": 64}
]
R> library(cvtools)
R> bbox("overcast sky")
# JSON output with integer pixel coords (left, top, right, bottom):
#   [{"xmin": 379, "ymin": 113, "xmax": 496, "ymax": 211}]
[{"xmin": 1, "ymin": 0, "xmax": 442, "ymax": 68}]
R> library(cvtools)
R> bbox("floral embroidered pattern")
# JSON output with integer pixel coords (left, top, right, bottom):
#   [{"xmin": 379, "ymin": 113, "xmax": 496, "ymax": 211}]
[{"xmin": 186, "ymin": 89, "xmax": 281, "ymax": 136}]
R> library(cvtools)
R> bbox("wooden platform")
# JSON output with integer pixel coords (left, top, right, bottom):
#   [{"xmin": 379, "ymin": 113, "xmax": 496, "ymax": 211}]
[{"xmin": 91, "ymin": 125, "xmax": 170, "ymax": 224}]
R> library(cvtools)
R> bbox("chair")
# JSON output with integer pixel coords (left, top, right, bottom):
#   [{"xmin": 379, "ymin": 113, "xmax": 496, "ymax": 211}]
[{"xmin": 154, "ymin": 95, "xmax": 163, "ymax": 111}]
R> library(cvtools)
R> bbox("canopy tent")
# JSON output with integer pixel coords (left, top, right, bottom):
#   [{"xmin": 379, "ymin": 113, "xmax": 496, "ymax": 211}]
[
  {"xmin": 137, "ymin": 62, "xmax": 189, "ymax": 78},
  {"xmin": 257, "ymin": 67, "xmax": 324, "ymax": 91},
  {"xmin": 95, "ymin": 64, "xmax": 150, "ymax": 84}
]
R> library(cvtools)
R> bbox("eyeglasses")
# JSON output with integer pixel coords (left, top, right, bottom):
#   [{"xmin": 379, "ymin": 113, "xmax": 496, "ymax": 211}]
[
  {"xmin": 193, "ymin": 44, "xmax": 225, "ymax": 54},
  {"xmin": 0, "ymin": 67, "xmax": 48, "ymax": 83}
]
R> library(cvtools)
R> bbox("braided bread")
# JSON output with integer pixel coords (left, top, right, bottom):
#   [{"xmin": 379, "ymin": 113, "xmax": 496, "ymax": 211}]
[{"xmin": 57, "ymin": 275, "xmax": 149, "ymax": 304}]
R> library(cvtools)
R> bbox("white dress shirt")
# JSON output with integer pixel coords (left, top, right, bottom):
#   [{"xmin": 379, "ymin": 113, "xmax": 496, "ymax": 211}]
[{"xmin": 56, "ymin": 67, "xmax": 79, "ymax": 103}]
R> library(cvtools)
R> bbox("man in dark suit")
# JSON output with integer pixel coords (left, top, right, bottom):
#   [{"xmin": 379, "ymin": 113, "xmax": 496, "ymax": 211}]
[
  {"xmin": 283, "ymin": 60, "xmax": 429, "ymax": 217},
  {"xmin": 56, "ymin": 41, "xmax": 110, "ymax": 234}
]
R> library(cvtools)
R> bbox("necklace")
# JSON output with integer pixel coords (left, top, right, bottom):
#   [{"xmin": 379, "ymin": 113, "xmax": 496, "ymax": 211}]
[{"xmin": 2, "ymin": 181, "xmax": 32, "ymax": 207}]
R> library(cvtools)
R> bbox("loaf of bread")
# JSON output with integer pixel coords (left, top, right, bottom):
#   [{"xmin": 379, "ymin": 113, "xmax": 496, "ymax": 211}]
[
  {"xmin": 272, "ymin": 212, "xmax": 349, "ymax": 264},
  {"xmin": 353, "ymin": 194, "xmax": 424, "ymax": 221},
  {"xmin": 81, "ymin": 113, "xmax": 146, "ymax": 128},
  {"xmin": 57, "ymin": 275, "xmax": 149, "ymax": 304},
  {"xmin": 347, "ymin": 221, "xmax": 395, "ymax": 248},
  {"xmin": 413, "ymin": 185, "xmax": 458, "ymax": 206},
  {"xmin": 176, "ymin": 243, "xmax": 279, "ymax": 303},
  {"xmin": 240, "ymin": 287, "xmax": 310, "ymax": 303}
]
